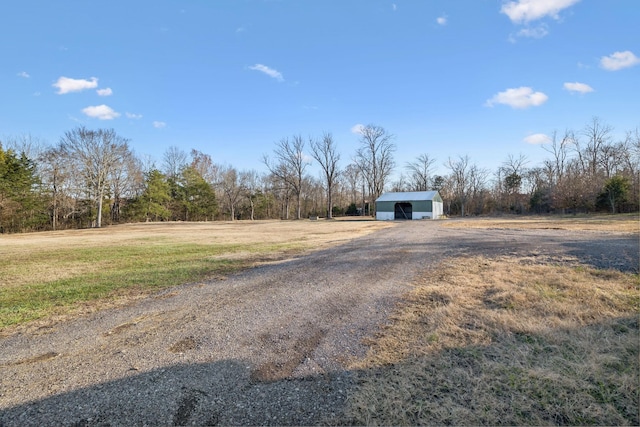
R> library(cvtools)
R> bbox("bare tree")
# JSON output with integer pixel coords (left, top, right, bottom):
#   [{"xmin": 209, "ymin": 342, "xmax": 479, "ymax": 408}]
[
  {"xmin": 110, "ymin": 150, "xmax": 143, "ymax": 223},
  {"xmin": 353, "ymin": 125, "xmax": 396, "ymax": 215},
  {"xmin": 342, "ymin": 163, "xmax": 362, "ymax": 206},
  {"xmin": 38, "ymin": 145, "xmax": 71, "ymax": 230},
  {"xmin": 405, "ymin": 153, "xmax": 436, "ymax": 191},
  {"xmin": 266, "ymin": 174, "xmax": 293, "ymax": 219},
  {"xmin": 580, "ymin": 116, "xmax": 613, "ymax": 177},
  {"xmin": 162, "ymin": 146, "xmax": 187, "ymax": 180},
  {"xmin": 542, "ymin": 130, "xmax": 572, "ymax": 185},
  {"xmin": 303, "ymin": 176, "xmax": 324, "ymax": 216},
  {"xmin": 262, "ymin": 135, "xmax": 310, "ymax": 219},
  {"xmin": 619, "ymin": 128, "xmax": 640, "ymax": 208},
  {"xmin": 498, "ymin": 154, "xmax": 529, "ymax": 212},
  {"xmin": 217, "ymin": 165, "xmax": 244, "ymax": 221},
  {"xmin": 391, "ymin": 173, "xmax": 409, "ymax": 192},
  {"xmin": 310, "ymin": 132, "xmax": 341, "ymax": 219},
  {"xmin": 4, "ymin": 133, "xmax": 46, "ymax": 160},
  {"xmin": 59, "ymin": 127, "xmax": 132, "ymax": 228},
  {"xmin": 240, "ymin": 170, "xmax": 261, "ymax": 220},
  {"xmin": 444, "ymin": 155, "xmax": 472, "ymax": 216},
  {"xmin": 468, "ymin": 163, "xmax": 490, "ymax": 214},
  {"xmin": 190, "ymin": 149, "xmax": 219, "ymax": 184},
  {"xmin": 502, "ymin": 153, "xmax": 529, "ymax": 176}
]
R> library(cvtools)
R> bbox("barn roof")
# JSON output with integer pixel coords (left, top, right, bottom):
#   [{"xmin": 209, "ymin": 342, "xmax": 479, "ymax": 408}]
[{"xmin": 376, "ymin": 191, "xmax": 441, "ymax": 202}]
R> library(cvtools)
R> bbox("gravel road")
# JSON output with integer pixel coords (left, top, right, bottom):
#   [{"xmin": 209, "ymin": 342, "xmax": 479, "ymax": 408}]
[{"xmin": 1, "ymin": 221, "xmax": 637, "ymax": 426}]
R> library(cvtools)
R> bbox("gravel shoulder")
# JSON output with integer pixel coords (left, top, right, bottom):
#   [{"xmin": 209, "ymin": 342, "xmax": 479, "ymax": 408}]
[{"xmin": 1, "ymin": 221, "xmax": 637, "ymax": 426}]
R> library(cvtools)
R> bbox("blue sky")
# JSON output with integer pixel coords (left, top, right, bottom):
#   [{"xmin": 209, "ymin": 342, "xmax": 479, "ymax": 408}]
[{"xmin": 1, "ymin": 0, "xmax": 638, "ymax": 178}]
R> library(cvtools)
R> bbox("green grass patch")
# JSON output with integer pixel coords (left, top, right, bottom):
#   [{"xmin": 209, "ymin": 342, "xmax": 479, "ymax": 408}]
[{"xmin": 0, "ymin": 241, "xmax": 305, "ymax": 329}]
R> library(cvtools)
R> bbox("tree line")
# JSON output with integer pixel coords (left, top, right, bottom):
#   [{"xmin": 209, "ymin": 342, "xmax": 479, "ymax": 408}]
[{"xmin": 0, "ymin": 118, "xmax": 637, "ymax": 233}]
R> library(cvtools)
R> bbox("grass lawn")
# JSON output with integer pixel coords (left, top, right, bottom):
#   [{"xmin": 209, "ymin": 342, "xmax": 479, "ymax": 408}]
[{"xmin": 0, "ymin": 219, "xmax": 388, "ymax": 332}]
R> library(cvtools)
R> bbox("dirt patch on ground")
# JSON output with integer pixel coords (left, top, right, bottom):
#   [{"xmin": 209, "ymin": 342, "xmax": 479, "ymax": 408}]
[
  {"xmin": 168, "ymin": 337, "xmax": 199, "ymax": 353},
  {"xmin": 1, "ymin": 220, "xmax": 638, "ymax": 425},
  {"xmin": 252, "ymin": 327, "xmax": 327, "ymax": 382}
]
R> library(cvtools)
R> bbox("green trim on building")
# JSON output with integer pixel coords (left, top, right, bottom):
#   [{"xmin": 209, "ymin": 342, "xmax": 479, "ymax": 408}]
[{"xmin": 377, "ymin": 200, "xmax": 433, "ymax": 213}]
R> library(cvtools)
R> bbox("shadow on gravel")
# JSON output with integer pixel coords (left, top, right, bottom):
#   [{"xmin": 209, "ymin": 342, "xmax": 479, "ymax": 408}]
[
  {"xmin": 3, "ymin": 316, "xmax": 639, "ymax": 427},
  {"xmin": 0, "ymin": 360, "xmax": 353, "ymax": 426},
  {"xmin": 562, "ymin": 236, "xmax": 639, "ymax": 273}
]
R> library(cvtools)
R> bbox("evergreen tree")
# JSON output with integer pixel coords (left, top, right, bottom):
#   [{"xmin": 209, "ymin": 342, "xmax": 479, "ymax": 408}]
[
  {"xmin": 600, "ymin": 175, "xmax": 630, "ymax": 214},
  {"xmin": 126, "ymin": 169, "xmax": 171, "ymax": 221},
  {"xmin": 0, "ymin": 145, "xmax": 46, "ymax": 232},
  {"xmin": 176, "ymin": 166, "xmax": 218, "ymax": 221}
]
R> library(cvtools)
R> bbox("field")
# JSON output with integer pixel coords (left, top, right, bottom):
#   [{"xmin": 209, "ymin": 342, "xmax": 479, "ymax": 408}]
[
  {"xmin": 0, "ymin": 219, "xmax": 390, "ymax": 332},
  {"xmin": 346, "ymin": 256, "xmax": 638, "ymax": 425},
  {"xmin": 441, "ymin": 213, "xmax": 639, "ymax": 233},
  {"xmin": 0, "ymin": 215, "xmax": 638, "ymax": 425}
]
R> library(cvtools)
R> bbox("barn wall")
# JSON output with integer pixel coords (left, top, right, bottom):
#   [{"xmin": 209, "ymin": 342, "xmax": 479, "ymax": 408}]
[
  {"xmin": 376, "ymin": 201, "xmax": 396, "ymax": 212},
  {"xmin": 432, "ymin": 202, "xmax": 444, "ymax": 219},
  {"xmin": 376, "ymin": 200, "xmax": 439, "ymax": 220},
  {"xmin": 375, "ymin": 191, "xmax": 443, "ymax": 220},
  {"xmin": 376, "ymin": 211, "xmax": 395, "ymax": 220},
  {"xmin": 413, "ymin": 200, "xmax": 432, "ymax": 212},
  {"xmin": 412, "ymin": 211, "xmax": 432, "ymax": 219},
  {"xmin": 377, "ymin": 200, "xmax": 434, "ymax": 214}
]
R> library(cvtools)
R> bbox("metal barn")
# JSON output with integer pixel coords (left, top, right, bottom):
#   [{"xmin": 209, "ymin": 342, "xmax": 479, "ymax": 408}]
[{"xmin": 375, "ymin": 191, "xmax": 444, "ymax": 220}]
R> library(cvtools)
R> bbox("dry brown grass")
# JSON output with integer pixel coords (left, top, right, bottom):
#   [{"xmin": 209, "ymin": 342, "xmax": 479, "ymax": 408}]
[
  {"xmin": 1, "ymin": 218, "xmax": 388, "ymax": 250},
  {"xmin": 0, "ymin": 219, "xmax": 391, "ymax": 289},
  {"xmin": 441, "ymin": 214, "xmax": 640, "ymax": 233},
  {"xmin": 346, "ymin": 256, "xmax": 639, "ymax": 425},
  {"xmin": 0, "ymin": 219, "xmax": 392, "ymax": 331}
]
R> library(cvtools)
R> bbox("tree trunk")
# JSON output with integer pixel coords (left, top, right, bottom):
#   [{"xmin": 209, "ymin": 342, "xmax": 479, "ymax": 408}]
[{"xmin": 96, "ymin": 193, "xmax": 103, "ymax": 228}]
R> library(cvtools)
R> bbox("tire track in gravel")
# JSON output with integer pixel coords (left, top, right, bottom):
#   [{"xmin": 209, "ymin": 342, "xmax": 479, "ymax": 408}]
[{"xmin": 1, "ymin": 221, "xmax": 637, "ymax": 426}]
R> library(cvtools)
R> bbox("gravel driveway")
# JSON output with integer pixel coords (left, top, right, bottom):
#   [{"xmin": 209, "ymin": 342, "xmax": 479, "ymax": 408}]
[{"xmin": 1, "ymin": 221, "xmax": 637, "ymax": 426}]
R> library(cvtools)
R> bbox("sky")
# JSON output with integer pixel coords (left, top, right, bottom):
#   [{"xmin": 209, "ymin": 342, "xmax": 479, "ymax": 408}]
[{"xmin": 1, "ymin": 0, "xmax": 638, "ymax": 179}]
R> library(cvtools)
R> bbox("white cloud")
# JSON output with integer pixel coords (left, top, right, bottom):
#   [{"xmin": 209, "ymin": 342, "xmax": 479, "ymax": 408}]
[
  {"xmin": 501, "ymin": 0, "xmax": 581, "ymax": 23},
  {"xmin": 96, "ymin": 87, "xmax": 113, "ymax": 96},
  {"xmin": 437, "ymin": 15, "xmax": 447, "ymax": 25},
  {"xmin": 53, "ymin": 76, "xmax": 98, "ymax": 94},
  {"xmin": 524, "ymin": 133, "xmax": 552, "ymax": 144},
  {"xmin": 17, "ymin": 71, "xmax": 30, "ymax": 78},
  {"xmin": 351, "ymin": 124, "xmax": 365, "ymax": 134},
  {"xmin": 248, "ymin": 64, "xmax": 284, "ymax": 82},
  {"xmin": 153, "ymin": 121, "xmax": 167, "ymax": 129},
  {"xmin": 126, "ymin": 112, "xmax": 143, "ymax": 119},
  {"xmin": 81, "ymin": 104, "xmax": 120, "ymax": 120},
  {"xmin": 392, "ymin": 3, "xmax": 397, "ymax": 11},
  {"xmin": 563, "ymin": 82, "xmax": 594, "ymax": 94},
  {"xmin": 485, "ymin": 86, "xmax": 548, "ymax": 109},
  {"xmin": 600, "ymin": 50, "xmax": 640, "ymax": 71},
  {"xmin": 516, "ymin": 24, "xmax": 549, "ymax": 38}
]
